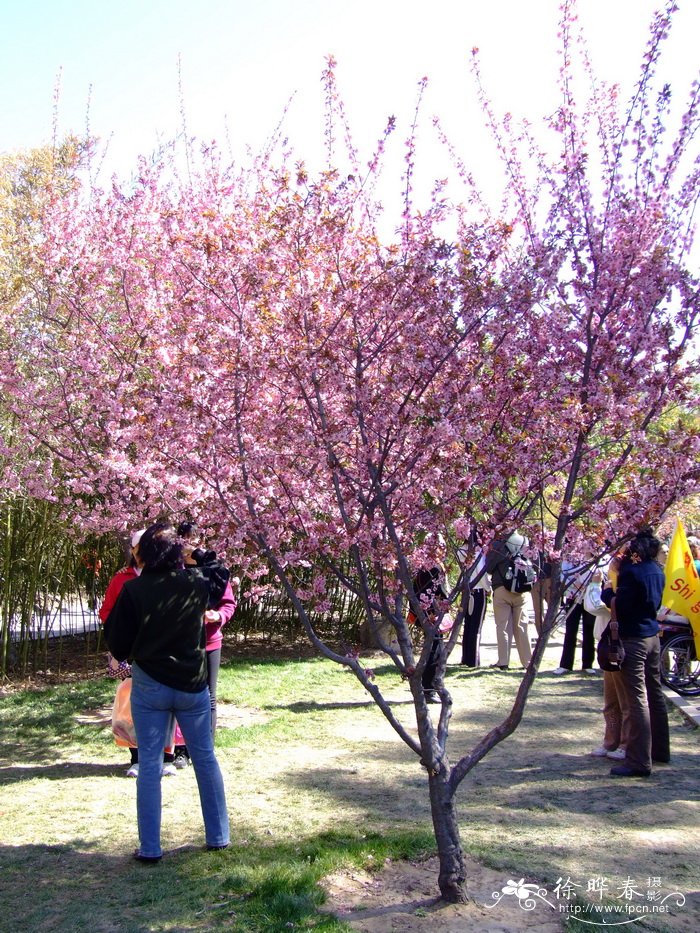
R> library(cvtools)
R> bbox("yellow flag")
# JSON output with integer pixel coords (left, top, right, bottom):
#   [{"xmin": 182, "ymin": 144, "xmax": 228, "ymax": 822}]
[{"xmin": 662, "ymin": 518, "xmax": 700, "ymax": 655}]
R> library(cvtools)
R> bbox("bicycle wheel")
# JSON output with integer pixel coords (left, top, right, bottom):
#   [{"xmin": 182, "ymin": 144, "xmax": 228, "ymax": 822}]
[{"xmin": 659, "ymin": 633, "xmax": 700, "ymax": 696}]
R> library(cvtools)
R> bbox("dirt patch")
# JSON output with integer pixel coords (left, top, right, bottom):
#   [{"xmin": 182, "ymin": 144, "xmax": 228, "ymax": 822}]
[
  {"xmin": 323, "ymin": 856, "xmax": 565, "ymax": 932},
  {"xmin": 2, "ymin": 633, "xmax": 105, "ymax": 690}
]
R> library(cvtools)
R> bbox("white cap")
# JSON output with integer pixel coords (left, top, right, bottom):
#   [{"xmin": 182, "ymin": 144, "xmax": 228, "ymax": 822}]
[
  {"xmin": 131, "ymin": 529, "xmax": 146, "ymax": 548},
  {"xmin": 505, "ymin": 532, "xmax": 526, "ymax": 555}
]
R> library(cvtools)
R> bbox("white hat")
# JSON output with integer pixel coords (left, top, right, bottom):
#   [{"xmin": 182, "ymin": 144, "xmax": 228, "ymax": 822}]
[
  {"xmin": 505, "ymin": 532, "xmax": 526, "ymax": 555},
  {"xmin": 131, "ymin": 529, "xmax": 146, "ymax": 548}
]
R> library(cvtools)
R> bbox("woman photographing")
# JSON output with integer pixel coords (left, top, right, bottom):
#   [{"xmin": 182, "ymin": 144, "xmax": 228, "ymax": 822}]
[{"xmin": 105, "ymin": 522, "xmax": 229, "ymax": 862}]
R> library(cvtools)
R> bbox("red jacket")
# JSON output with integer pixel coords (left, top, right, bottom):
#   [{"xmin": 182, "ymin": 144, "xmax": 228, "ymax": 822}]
[{"xmin": 99, "ymin": 566, "xmax": 138, "ymax": 623}]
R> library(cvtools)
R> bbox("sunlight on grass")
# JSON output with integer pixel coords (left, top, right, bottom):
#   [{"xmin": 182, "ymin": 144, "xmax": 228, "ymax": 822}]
[
  {"xmin": 1, "ymin": 653, "xmax": 698, "ymax": 932},
  {"xmin": 0, "ymin": 658, "xmax": 435, "ymax": 932}
]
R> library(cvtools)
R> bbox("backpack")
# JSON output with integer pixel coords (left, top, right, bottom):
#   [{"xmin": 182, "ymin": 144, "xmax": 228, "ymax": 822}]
[{"xmin": 505, "ymin": 553, "xmax": 536, "ymax": 594}]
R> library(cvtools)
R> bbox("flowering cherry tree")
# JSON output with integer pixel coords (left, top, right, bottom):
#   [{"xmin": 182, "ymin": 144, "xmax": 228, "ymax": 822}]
[{"xmin": 1, "ymin": 0, "xmax": 698, "ymax": 902}]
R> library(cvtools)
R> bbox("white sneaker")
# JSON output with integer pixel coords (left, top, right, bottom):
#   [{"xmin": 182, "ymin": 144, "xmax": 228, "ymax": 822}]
[
  {"xmin": 126, "ymin": 763, "xmax": 139, "ymax": 778},
  {"xmin": 552, "ymin": 667, "xmax": 570, "ymax": 675},
  {"xmin": 161, "ymin": 763, "xmax": 177, "ymax": 777},
  {"xmin": 606, "ymin": 747, "xmax": 626, "ymax": 760},
  {"xmin": 583, "ymin": 668, "xmax": 598, "ymax": 674},
  {"xmin": 590, "ymin": 746, "xmax": 609, "ymax": 757}
]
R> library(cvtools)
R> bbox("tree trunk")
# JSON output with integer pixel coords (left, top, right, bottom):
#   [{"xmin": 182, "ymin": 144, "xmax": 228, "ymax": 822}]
[{"xmin": 428, "ymin": 768, "xmax": 469, "ymax": 903}]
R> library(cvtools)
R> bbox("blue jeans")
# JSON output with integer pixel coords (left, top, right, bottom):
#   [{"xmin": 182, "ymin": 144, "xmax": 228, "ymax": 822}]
[{"xmin": 130, "ymin": 664, "xmax": 229, "ymax": 857}]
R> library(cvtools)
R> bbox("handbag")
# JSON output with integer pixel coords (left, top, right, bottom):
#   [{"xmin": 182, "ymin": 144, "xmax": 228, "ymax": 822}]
[
  {"xmin": 110, "ymin": 677, "xmax": 176, "ymax": 754},
  {"xmin": 597, "ymin": 600, "xmax": 625, "ymax": 672},
  {"xmin": 111, "ymin": 677, "xmax": 137, "ymax": 747}
]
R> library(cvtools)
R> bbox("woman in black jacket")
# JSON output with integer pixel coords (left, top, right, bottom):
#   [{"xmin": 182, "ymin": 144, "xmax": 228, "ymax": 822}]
[{"xmin": 105, "ymin": 522, "xmax": 229, "ymax": 861}]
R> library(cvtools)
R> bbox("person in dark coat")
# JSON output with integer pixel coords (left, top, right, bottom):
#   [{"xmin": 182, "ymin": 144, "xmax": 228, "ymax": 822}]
[
  {"xmin": 408, "ymin": 566, "xmax": 450, "ymax": 703},
  {"xmin": 105, "ymin": 522, "xmax": 229, "ymax": 861},
  {"xmin": 602, "ymin": 529, "xmax": 670, "ymax": 777},
  {"xmin": 459, "ymin": 524, "xmax": 491, "ymax": 667}
]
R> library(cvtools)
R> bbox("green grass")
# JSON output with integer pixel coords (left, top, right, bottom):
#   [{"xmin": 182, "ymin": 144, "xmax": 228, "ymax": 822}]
[
  {"xmin": 0, "ymin": 657, "xmax": 435, "ymax": 933},
  {"xmin": 0, "ymin": 829, "xmax": 434, "ymax": 933},
  {"xmin": 0, "ymin": 678, "xmax": 118, "ymax": 759},
  {"xmin": 1, "ymin": 653, "xmax": 698, "ymax": 933},
  {"xmin": 198, "ymin": 830, "xmax": 432, "ymax": 933}
]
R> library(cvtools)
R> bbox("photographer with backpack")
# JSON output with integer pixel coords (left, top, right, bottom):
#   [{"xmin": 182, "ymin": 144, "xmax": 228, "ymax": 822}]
[{"xmin": 485, "ymin": 532, "xmax": 536, "ymax": 670}]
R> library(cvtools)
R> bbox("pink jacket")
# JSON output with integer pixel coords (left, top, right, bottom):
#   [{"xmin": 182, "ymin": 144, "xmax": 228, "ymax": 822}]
[{"xmin": 204, "ymin": 580, "xmax": 236, "ymax": 651}]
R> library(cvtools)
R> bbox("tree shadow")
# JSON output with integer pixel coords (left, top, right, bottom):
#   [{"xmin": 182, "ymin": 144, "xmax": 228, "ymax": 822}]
[
  {"xmin": 0, "ymin": 843, "xmax": 184, "ymax": 932},
  {"xmin": 270, "ymin": 698, "xmax": 414, "ymax": 714},
  {"xmin": 0, "ymin": 831, "xmax": 426, "ymax": 933},
  {"xmin": 0, "ymin": 761, "xmax": 126, "ymax": 786}
]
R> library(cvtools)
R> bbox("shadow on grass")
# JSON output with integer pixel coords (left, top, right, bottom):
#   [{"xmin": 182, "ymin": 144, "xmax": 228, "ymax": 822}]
[
  {"xmin": 0, "ymin": 761, "xmax": 125, "ymax": 786},
  {"xmin": 276, "ymin": 676, "xmax": 700, "ymax": 850},
  {"xmin": 0, "ymin": 678, "xmax": 119, "ymax": 767},
  {"xmin": 286, "ymin": 744, "xmax": 695, "ymax": 803},
  {"xmin": 277, "ymin": 698, "xmax": 415, "ymax": 714},
  {"xmin": 221, "ymin": 655, "xmax": 332, "ymax": 672},
  {"xmin": 0, "ymin": 829, "xmax": 433, "ymax": 933}
]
